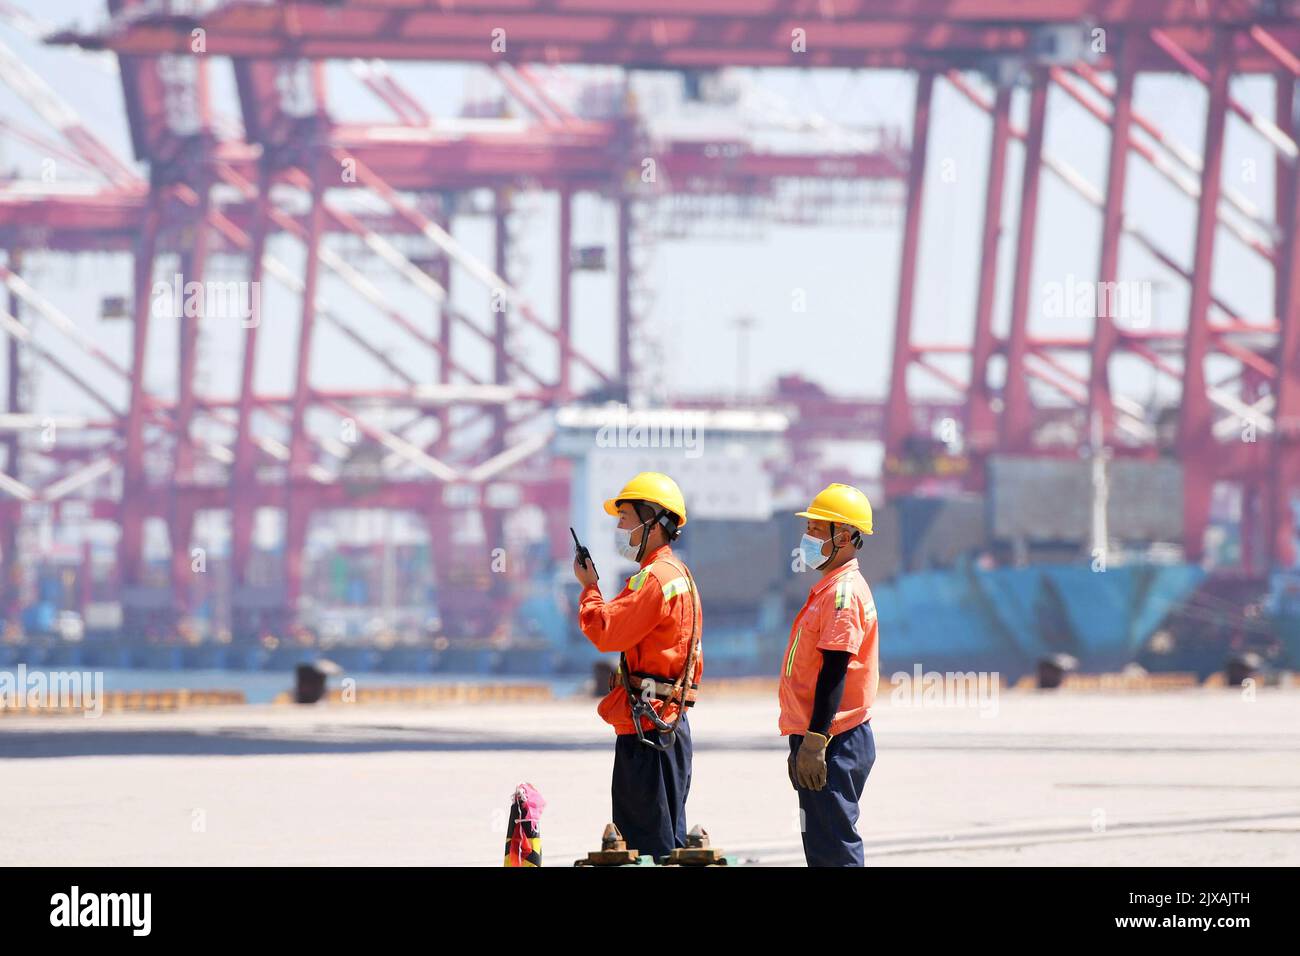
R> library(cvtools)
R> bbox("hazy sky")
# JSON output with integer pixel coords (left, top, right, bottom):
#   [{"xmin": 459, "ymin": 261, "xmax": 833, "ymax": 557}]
[{"xmin": 0, "ymin": 0, "xmax": 1288, "ymax": 435}]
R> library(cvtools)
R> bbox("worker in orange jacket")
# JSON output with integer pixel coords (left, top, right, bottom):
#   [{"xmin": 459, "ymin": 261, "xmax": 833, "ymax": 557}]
[
  {"xmin": 574, "ymin": 471, "xmax": 703, "ymax": 861},
  {"xmin": 780, "ymin": 482, "xmax": 880, "ymax": 866}
]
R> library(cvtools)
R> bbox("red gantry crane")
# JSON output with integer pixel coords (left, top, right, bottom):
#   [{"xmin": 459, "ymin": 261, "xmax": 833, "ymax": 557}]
[{"xmin": 1, "ymin": 0, "xmax": 1297, "ymax": 643}]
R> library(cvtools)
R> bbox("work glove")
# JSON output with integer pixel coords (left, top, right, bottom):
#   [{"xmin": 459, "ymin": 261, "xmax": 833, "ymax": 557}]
[
  {"xmin": 787, "ymin": 750, "xmax": 798, "ymax": 790},
  {"xmin": 795, "ymin": 732, "xmax": 830, "ymax": 790}
]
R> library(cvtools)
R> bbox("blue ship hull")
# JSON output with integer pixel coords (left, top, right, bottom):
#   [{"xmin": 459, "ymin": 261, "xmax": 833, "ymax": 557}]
[
  {"xmin": 873, "ymin": 562, "xmax": 1205, "ymax": 679},
  {"xmin": 9, "ymin": 563, "xmax": 1207, "ymax": 683}
]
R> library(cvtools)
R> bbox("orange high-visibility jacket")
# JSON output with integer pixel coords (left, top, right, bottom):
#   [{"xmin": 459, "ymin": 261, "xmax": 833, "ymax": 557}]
[
  {"xmin": 777, "ymin": 557, "xmax": 879, "ymax": 737},
  {"xmin": 579, "ymin": 543, "xmax": 704, "ymax": 735}
]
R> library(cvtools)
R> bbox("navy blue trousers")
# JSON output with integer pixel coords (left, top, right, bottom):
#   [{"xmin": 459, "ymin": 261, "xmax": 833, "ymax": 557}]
[
  {"xmin": 788, "ymin": 720, "xmax": 875, "ymax": 867},
  {"xmin": 611, "ymin": 714, "xmax": 692, "ymax": 861}
]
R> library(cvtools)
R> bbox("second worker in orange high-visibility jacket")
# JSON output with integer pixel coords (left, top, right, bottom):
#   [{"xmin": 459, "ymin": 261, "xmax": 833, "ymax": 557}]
[
  {"xmin": 780, "ymin": 482, "xmax": 880, "ymax": 867},
  {"xmin": 575, "ymin": 471, "xmax": 703, "ymax": 861}
]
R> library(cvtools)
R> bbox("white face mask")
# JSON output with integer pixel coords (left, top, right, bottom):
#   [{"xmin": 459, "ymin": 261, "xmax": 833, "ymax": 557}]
[
  {"xmin": 799, "ymin": 532, "xmax": 830, "ymax": 570},
  {"xmin": 616, "ymin": 522, "xmax": 648, "ymax": 561}
]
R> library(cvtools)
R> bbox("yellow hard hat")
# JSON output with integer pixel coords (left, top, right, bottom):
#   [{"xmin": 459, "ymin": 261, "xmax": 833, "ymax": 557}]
[
  {"xmin": 796, "ymin": 483, "xmax": 874, "ymax": 535},
  {"xmin": 603, "ymin": 471, "xmax": 687, "ymax": 526}
]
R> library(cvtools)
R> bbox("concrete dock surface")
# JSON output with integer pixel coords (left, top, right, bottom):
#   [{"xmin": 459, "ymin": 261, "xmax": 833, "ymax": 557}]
[{"xmin": 2, "ymin": 688, "xmax": 1298, "ymax": 866}]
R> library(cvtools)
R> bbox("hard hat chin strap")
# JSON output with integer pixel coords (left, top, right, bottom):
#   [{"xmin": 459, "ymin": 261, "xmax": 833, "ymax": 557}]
[
  {"xmin": 633, "ymin": 505, "xmax": 670, "ymax": 563},
  {"xmin": 821, "ymin": 520, "xmax": 863, "ymax": 564},
  {"xmin": 823, "ymin": 521, "xmax": 862, "ymax": 566}
]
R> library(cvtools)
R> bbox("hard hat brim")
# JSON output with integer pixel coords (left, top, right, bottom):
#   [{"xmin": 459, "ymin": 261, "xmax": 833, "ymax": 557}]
[{"xmin": 795, "ymin": 509, "xmax": 873, "ymax": 534}]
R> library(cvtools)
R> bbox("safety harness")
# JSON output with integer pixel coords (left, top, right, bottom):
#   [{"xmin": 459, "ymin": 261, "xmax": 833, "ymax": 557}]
[{"xmin": 615, "ymin": 556, "xmax": 701, "ymax": 752}]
